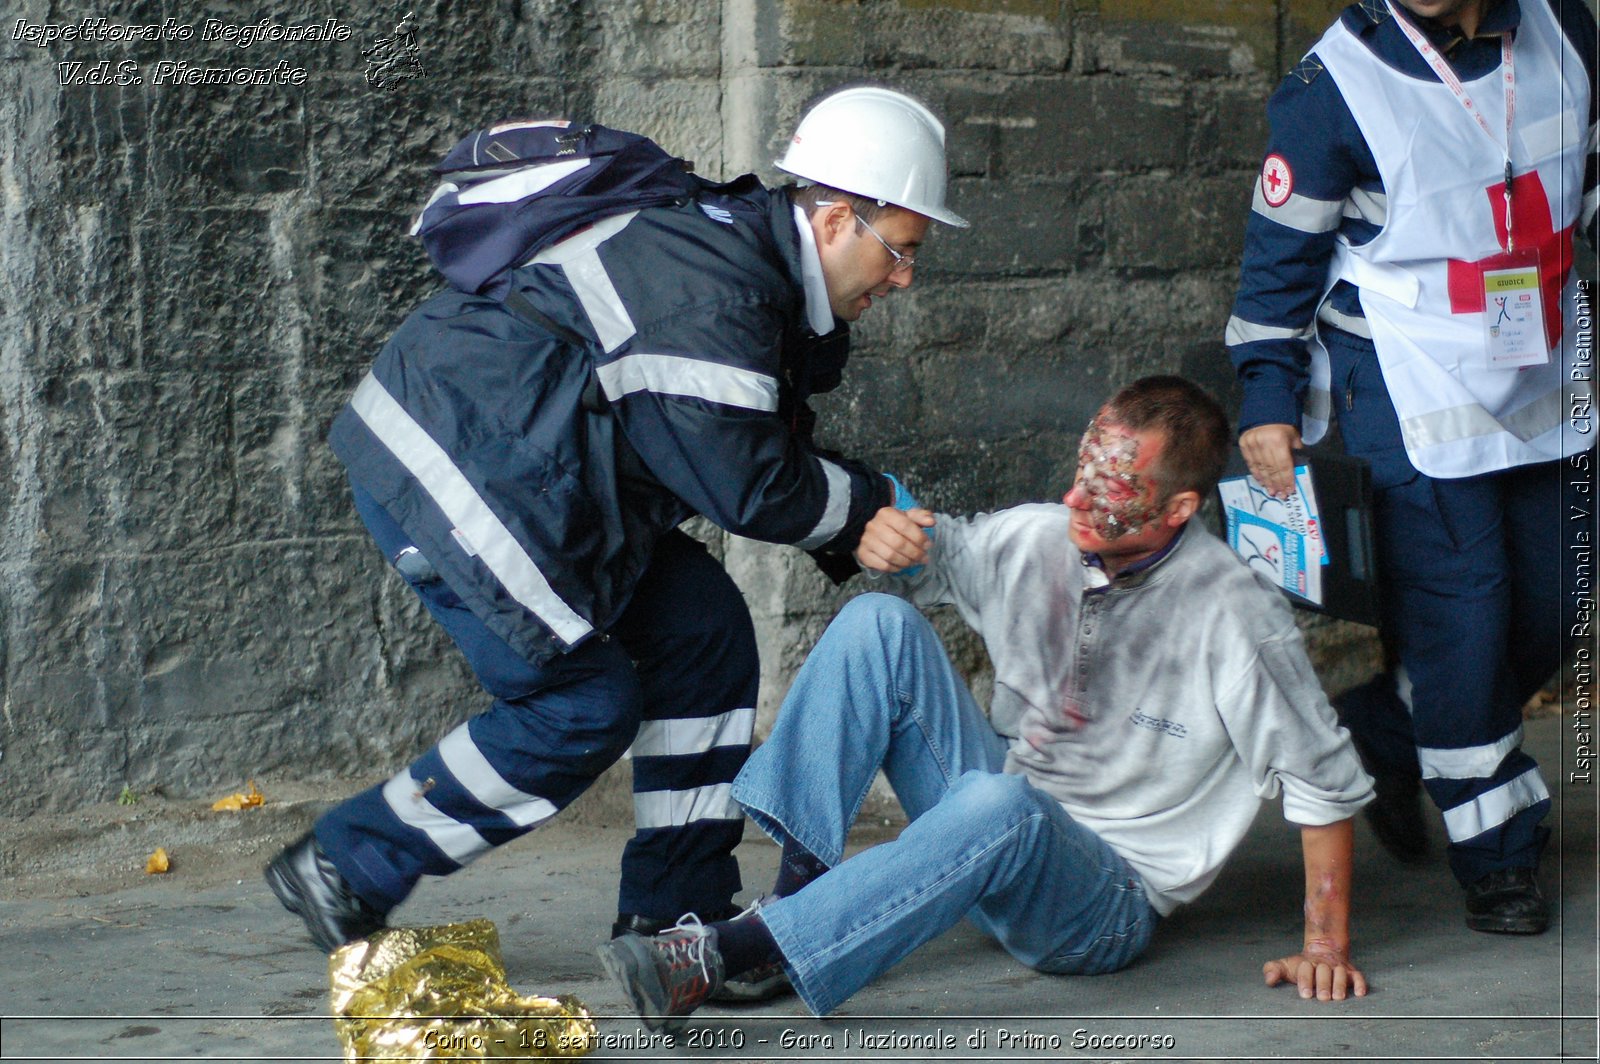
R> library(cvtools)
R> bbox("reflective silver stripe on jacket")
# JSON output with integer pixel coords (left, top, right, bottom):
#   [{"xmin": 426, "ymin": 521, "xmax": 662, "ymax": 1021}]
[
  {"xmin": 796, "ymin": 458, "xmax": 853, "ymax": 550},
  {"xmin": 633, "ymin": 782, "xmax": 741, "ymax": 830},
  {"xmin": 1399, "ymin": 383, "xmax": 1576, "ymax": 452},
  {"xmin": 629, "ymin": 707, "xmax": 755, "ymax": 759},
  {"xmin": 1418, "ymin": 726, "xmax": 1523, "ymax": 781},
  {"xmin": 1441, "ymin": 768, "xmax": 1549, "ymax": 843},
  {"xmin": 350, "ymin": 372, "xmax": 594, "ymax": 645},
  {"xmin": 1252, "ymin": 182, "xmax": 1345, "ymax": 234},
  {"xmin": 529, "ymin": 210, "xmax": 639, "ymax": 352},
  {"xmin": 1224, "ymin": 315, "xmax": 1312, "ymax": 347},
  {"xmin": 596, "ymin": 353, "xmax": 780, "ymax": 412}
]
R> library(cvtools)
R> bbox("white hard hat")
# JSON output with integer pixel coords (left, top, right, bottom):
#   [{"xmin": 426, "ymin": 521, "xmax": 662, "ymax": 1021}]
[{"xmin": 776, "ymin": 86, "xmax": 969, "ymax": 228}]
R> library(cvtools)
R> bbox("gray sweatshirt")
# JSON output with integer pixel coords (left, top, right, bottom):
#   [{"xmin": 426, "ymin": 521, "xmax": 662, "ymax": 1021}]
[{"xmin": 898, "ymin": 504, "xmax": 1373, "ymax": 915}]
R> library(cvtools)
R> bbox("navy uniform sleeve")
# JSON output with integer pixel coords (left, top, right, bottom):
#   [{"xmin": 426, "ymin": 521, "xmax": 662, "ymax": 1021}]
[
  {"xmin": 1226, "ymin": 58, "xmax": 1368, "ymax": 433},
  {"xmin": 599, "ymin": 297, "xmax": 890, "ymax": 553},
  {"xmin": 1546, "ymin": 0, "xmax": 1598, "ymax": 246}
]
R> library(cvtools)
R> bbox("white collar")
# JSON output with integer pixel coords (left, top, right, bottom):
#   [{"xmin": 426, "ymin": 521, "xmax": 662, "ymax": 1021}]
[{"xmin": 792, "ymin": 204, "xmax": 836, "ymax": 336}]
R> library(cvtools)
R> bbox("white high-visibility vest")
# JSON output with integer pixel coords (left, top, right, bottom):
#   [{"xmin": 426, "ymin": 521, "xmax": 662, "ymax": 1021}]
[{"xmin": 1304, "ymin": 1, "xmax": 1592, "ymax": 478}]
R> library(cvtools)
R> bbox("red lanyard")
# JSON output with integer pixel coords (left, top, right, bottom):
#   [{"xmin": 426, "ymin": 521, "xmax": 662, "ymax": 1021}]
[{"xmin": 1387, "ymin": 0, "xmax": 1519, "ymax": 250}]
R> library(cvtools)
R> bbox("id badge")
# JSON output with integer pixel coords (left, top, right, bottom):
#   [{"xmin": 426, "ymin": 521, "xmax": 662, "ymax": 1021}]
[{"xmin": 1481, "ymin": 250, "xmax": 1548, "ymax": 369}]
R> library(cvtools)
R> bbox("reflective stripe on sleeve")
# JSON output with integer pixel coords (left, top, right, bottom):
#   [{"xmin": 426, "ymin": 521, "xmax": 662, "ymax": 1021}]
[
  {"xmin": 350, "ymin": 373, "xmax": 594, "ymax": 646},
  {"xmin": 596, "ymin": 353, "xmax": 779, "ymax": 411},
  {"xmin": 1225, "ymin": 316, "xmax": 1313, "ymax": 346},
  {"xmin": 1342, "ymin": 186, "xmax": 1388, "ymax": 227},
  {"xmin": 796, "ymin": 458, "xmax": 853, "ymax": 551},
  {"xmin": 1252, "ymin": 183, "xmax": 1345, "ymax": 234}
]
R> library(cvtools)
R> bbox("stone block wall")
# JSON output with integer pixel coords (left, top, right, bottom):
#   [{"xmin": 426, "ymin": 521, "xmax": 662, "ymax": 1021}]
[{"xmin": 0, "ymin": 0, "xmax": 1413, "ymax": 814}]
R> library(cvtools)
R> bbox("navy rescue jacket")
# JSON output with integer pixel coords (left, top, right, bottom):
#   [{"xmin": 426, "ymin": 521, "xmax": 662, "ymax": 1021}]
[{"xmin": 329, "ymin": 173, "xmax": 890, "ymax": 666}]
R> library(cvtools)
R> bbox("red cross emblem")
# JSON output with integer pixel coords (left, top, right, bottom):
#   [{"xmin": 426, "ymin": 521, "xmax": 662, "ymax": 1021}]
[
  {"xmin": 1261, "ymin": 154, "xmax": 1293, "ymax": 208},
  {"xmin": 1446, "ymin": 171, "xmax": 1573, "ymax": 349}
]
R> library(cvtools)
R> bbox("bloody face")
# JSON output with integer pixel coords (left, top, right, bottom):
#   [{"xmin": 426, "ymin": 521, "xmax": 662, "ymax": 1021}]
[{"xmin": 1066, "ymin": 416, "xmax": 1165, "ymax": 543}]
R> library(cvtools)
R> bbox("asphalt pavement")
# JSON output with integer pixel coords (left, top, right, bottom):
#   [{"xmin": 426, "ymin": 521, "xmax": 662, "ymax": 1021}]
[{"xmin": 0, "ymin": 715, "xmax": 1593, "ymax": 1064}]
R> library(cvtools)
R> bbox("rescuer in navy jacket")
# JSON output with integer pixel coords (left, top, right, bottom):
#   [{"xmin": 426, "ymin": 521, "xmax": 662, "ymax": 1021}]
[{"xmin": 265, "ymin": 88, "xmax": 969, "ymax": 999}]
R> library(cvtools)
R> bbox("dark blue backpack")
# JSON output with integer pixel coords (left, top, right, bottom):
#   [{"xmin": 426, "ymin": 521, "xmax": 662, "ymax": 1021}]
[{"xmin": 413, "ymin": 120, "xmax": 703, "ymax": 299}]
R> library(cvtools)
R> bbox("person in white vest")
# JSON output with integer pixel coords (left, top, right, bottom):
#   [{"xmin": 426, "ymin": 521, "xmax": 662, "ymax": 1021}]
[{"xmin": 1226, "ymin": 0, "xmax": 1596, "ymax": 935}]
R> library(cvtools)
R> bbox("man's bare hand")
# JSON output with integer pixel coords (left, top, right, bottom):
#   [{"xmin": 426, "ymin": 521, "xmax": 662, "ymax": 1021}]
[
  {"xmin": 855, "ymin": 507, "xmax": 936, "ymax": 573},
  {"xmin": 1262, "ymin": 943, "xmax": 1367, "ymax": 1001},
  {"xmin": 1239, "ymin": 423, "xmax": 1302, "ymax": 498}
]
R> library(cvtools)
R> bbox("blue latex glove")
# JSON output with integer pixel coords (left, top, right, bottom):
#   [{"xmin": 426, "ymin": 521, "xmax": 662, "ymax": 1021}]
[
  {"xmin": 883, "ymin": 473, "xmax": 932, "ymax": 576},
  {"xmin": 885, "ymin": 473, "xmax": 920, "ymax": 512}
]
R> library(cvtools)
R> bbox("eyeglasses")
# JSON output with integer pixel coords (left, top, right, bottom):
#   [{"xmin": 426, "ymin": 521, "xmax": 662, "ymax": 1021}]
[
  {"xmin": 815, "ymin": 198, "xmax": 918, "ymax": 273},
  {"xmin": 852, "ymin": 214, "xmax": 917, "ymax": 274}
]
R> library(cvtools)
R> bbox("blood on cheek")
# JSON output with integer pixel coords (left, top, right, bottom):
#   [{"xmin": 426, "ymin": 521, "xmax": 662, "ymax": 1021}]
[{"xmin": 1075, "ymin": 425, "xmax": 1161, "ymax": 541}]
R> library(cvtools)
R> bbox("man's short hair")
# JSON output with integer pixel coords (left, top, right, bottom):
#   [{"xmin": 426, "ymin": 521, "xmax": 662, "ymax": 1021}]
[
  {"xmin": 1102, "ymin": 376, "xmax": 1231, "ymax": 500},
  {"xmin": 789, "ymin": 183, "xmax": 891, "ymax": 224}
]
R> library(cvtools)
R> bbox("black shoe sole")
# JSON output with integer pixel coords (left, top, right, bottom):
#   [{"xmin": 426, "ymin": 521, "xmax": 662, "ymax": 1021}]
[{"xmin": 1465, "ymin": 913, "xmax": 1549, "ymax": 935}]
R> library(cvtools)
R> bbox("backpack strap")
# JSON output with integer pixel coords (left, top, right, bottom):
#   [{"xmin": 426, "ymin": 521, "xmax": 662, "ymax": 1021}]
[
  {"xmin": 501, "ymin": 290, "xmax": 611, "ymax": 414},
  {"xmin": 502, "ymin": 289, "xmax": 587, "ymax": 347}
]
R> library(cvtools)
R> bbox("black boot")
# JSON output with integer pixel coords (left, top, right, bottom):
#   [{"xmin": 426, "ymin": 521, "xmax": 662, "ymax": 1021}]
[
  {"xmin": 1464, "ymin": 866, "xmax": 1549, "ymax": 935},
  {"xmin": 264, "ymin": 832, "xmax": 387, "ymax": 952}
]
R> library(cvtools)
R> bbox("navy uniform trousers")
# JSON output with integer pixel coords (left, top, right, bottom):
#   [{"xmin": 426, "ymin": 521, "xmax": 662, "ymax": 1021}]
[
  {"xmin": 1325, "ymin": 328, "xmax": 1587, "ymax": 886},
  {"xmin": 315, "ymin": 483, "xmax": 757, "ymax": 921}
]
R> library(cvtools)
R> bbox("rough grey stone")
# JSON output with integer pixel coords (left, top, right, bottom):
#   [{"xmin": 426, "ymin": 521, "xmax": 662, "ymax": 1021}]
[
  {"xmin": 1192, "ymin": 83, "xmax": 1275, "ymax": 172},
  {"xmin": 0, "ymin": 0, "xmax": 1389, "ymax": 817},
  {"xmin": 937, "ymin": 177, "xmax": 1100, "ymax": 274},
  {"xmin": 1103, "ymin": 173, "xmax": 1254, "ymax": 273}
]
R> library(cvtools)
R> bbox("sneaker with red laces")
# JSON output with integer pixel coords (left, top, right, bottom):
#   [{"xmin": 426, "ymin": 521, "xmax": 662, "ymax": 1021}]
[
  {"xmin": 597, "ymin": 914, "xmax": 724, "ymax": 1033},
  {"xmin": 611, "ymin": 897, "xmax": 792, "ymax": 1003}
]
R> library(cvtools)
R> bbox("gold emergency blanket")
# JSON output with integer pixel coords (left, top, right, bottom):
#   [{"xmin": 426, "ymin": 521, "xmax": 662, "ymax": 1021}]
[{"xmin": 329, "ymin": 919, "xmax": 597, "ymax": 1060}]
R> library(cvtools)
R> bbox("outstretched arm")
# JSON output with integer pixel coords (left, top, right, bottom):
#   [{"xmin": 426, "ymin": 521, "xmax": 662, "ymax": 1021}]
[
  {"xmin": 1262, "ymin": 818, "xmax": 1367, "ymax": 1001},
  {"xmin": 854, "ymin": 506, "xmax": 936, "ymax": 573}
]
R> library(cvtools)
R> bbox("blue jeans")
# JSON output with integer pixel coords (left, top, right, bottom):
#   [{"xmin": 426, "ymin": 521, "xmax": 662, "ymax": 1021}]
[{"xmin": 731, "ymin": 595, "xmax": 1157, "ymax": 1016}]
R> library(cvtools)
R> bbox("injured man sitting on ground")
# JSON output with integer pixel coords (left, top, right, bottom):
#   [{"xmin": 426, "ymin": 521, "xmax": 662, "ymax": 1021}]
[{"xmin": 599, "ymin": 374, "xmax": 1376, "ymax": 1029}]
